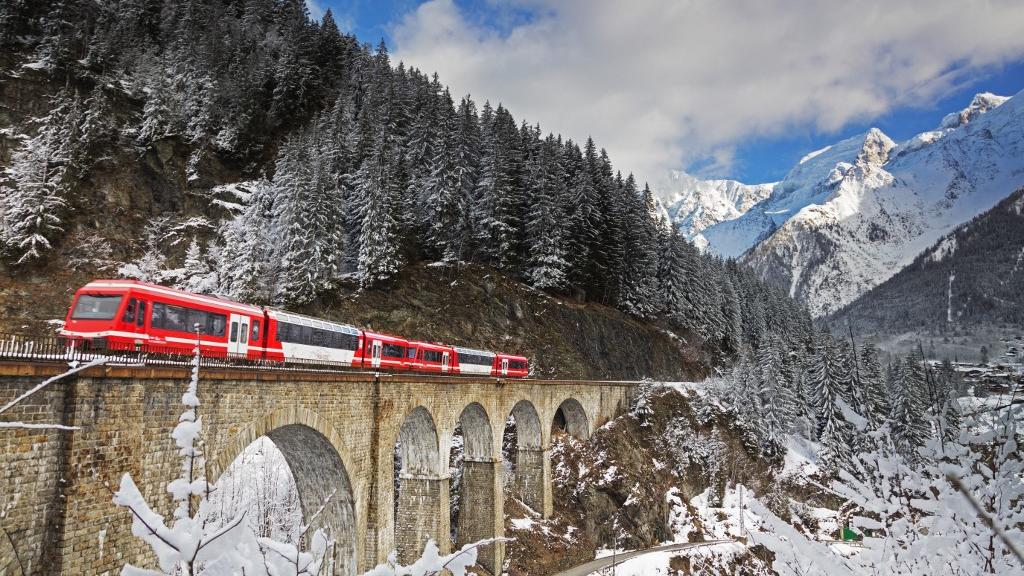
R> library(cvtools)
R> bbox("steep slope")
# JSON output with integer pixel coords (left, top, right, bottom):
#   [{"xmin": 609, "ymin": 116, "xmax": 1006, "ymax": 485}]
[
  {"xmin": 702, "ymin": 90, "xmax": 1024, "ymax": 316},
  {"xmin": 660, "ymin": 171, "xmax": 773, "ymax": 248},
  {"xmin": 828, "ymin": 188, "xmax": 1024, "ymax": 336}
]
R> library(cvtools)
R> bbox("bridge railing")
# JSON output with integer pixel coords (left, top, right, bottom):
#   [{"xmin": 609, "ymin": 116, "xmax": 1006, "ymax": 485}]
[{"xmin": 0, "ymin": 332, "xmax": 366, "ymax": 373}]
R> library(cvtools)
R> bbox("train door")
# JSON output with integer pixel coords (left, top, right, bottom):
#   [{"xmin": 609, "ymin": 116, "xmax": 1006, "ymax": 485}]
[
  {"xmin": 371, "ymin": 340, "xmax": 382, "ymax": 368},
  {"xmin": 442, "ymin": 351, "xmax": 450, "ymax": 373},
  {"xmin": 501, "ymin": 358, "xmax": 509, "ymax": 376},
  {"xmin": 228, "ymin": 314, "xmax": 250, "ymax": 357}
]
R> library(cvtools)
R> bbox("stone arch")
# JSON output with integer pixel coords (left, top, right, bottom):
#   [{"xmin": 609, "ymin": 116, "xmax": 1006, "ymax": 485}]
[
  {"xmin": 395, "ymin": 406, "xmax": 444, "ymax": 563},
  {"xmin": 458, "ymin": 402, "xmax": 494, "ymax": 461},
  {"xmin": 210, "ymin": 407, "xmax": 358, "ymax": 575},
  {"xmin": 552, "ymin": 397, "xmax": 591, "ymax": 440},
  {"xmin": 504, "ymin": 400, "xmax": 544, "ymax": 511},
  {"xmin": 451, "ymin": 402, "xmax": 498, "ymax": 571},
  {"xmin": 398, "ymin": 406, "xmax": 441, "ymax": 477}
]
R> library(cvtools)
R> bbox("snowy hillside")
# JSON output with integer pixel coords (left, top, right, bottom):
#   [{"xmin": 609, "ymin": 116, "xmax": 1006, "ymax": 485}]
[
  {"xmin": 659, "ymin": 171, "xmax": 773, "ymax": 248},
  {"xmin": 830, "ymin": 187, "xmax": 1024, "ymax": 336},
  {"xmin": 698, "ymin": 90, "xmax": 1024, "ymax": 317}
]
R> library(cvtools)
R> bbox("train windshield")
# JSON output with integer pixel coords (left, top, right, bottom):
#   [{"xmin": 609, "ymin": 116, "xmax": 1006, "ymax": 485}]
[{"xmin": 71, "ymin": 294, "xmax": 124, "ymax": 320}]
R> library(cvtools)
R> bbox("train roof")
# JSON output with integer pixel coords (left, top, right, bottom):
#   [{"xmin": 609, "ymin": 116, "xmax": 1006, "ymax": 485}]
[
  {"xmin": 453, "ymin": 346, "xmax": 495, "ymax": 358},
  {"xmin": 78, "ymin": 280, "xmax": 263, "ymax": 315},
  {"xmin": 266, "ymin": 309, "xmax": 360, "ymax": 335}
]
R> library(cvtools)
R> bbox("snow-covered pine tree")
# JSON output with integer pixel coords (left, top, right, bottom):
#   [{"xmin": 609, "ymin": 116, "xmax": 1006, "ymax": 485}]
[
  {"xmin": 355, "ymin": 106, "xmax": 404, "ymax": 288},
  {"xmin": 888, "ymin": 356, "xmax": 931, "ymax": 464},
  {"xmin": 177, "ymin": 238, "xmax": 217, "ymax": 294},
  {"xmin": 453, "ymin": 96, "xmax": 481, "ymax": 259},
  {"xmin": 1, "ymin": 89, "xmax": 84, "ymax": 264},
  {"xmin": 808, "ymin": 335, "xmax": 851, "ymax": 474},
  {"xmin": 757, "ymin": 337, "xmax": 788, "ymax": 458},
  {"xmin": 219, "ymin": 180, "xmax": 274, "ymax": 303},
  {"xmin": 272, "ymin": 121, "xmax": 347, "ymax": 304},
  {"xmin": 474, "ymin": 105, "xmax": 520, "ymax": 272},
  {"xmin": 858, "ymin": 343, "xmax": 889, "ymax": 430},
  {"xmin": 618, "ymin": 178, "xmax": 659, "ymax": 318},
  {"xmin": 727, "ymin": 346, "xmax": 765, "ymax": 452},
  {"xmin": 788, "ymin": 352, "xmax": 817, "ymax": 440},
  {"xmin": 719, "ymin": 268, "xmax": 744, "ymax": 354},
  {"xmin": 656, "ymin": 227, "xmax": 686, "ymax": 320},
  {"xmin": 526, "ymin": 134, "xmax": 569, "ymax": 291},
  {"xmin": 565, "ymin": 137, "xmax": 602, "ymax": 293},
  {"xmin": 424, "ymin": 91, "xmax": 466, "ymax": 262}
]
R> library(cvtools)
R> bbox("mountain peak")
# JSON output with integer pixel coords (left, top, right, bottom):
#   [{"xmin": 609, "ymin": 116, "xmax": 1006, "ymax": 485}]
[
  {"xmin": 939, "ymin": 92, "xmax": 1010, "ymax": 130},
  {"xmin": 858, "ymin": 128, "xmax": 895, "ymax": 166}
]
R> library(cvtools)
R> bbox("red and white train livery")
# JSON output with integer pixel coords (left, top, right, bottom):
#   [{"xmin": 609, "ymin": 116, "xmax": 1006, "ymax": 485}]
[{"xmin": 59, "ymin": 280, "xmax": 529, "ymax": 378}]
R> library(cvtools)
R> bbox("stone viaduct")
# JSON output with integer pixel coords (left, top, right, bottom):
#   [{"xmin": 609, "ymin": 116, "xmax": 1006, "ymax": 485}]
[{"xmin": 0, "ymin": 361, "xmax": 635, "ymax": 575}]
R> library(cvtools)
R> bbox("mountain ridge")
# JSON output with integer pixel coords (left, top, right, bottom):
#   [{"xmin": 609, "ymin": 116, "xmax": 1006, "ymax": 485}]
[{"xmin": 668, "ymin": 89, "xmax": 1024, "ymax": 317}]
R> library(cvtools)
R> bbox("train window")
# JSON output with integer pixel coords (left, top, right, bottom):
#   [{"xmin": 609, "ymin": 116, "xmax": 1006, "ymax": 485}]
[
  {"xmin": 137, "ymin": 301, "xmax": 146, "ymax": 327},
  {"xmin": 229, "ymin": 322, "xmax": 238, "ymax": 343},
  {"xmin": 241, "ymin": 323, "xmax": 249, "ymax": 343},
  {"xmin": 276, "ymin": 321, "xmax": 358, "ymax": 350},
  {"xmin": 151, "ymin": 302, "xmax": 226, "ymax": 337},
  {"xmin": 423, "ymin": 350, "xmax": 442, "ymax": 363},
  {"xmin": 251, "ymin": 321, "xmax": 260, "ymax": 342},
  {"xmin": 71, "ymin": 295, "xmax": 123, "ymax": 320},
  {"xmin": 509, "ymin": 360, "xmax": 527, "ymax": 369},
  {"xmin": 459, "ymin": 352, "xmax": 492, "ymax": 366},
  {"xmin": 407, "ymin": 348, "xmax": 417, "ymax": 359},
  {"xmin": 382, "ymin": 343, "xmax": 405, "ymax": 358},
  {"xmin": 152, "ymin": 302, "xmax": 188, "ymax": 332},
  {"xmin": 121, "ymin": 299, "xmax": 137, "ymax": 323}
]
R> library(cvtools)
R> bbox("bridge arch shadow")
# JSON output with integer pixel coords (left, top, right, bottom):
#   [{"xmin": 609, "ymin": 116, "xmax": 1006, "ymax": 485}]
[
  {"xmin": 394, "ymin": 406, "xmax": 444, "ymax": 564},
  {"xmin": 209, "ymin": 408, "xmax": 358, "ymax": 575},
  {"xmin": 504, "ymin": 400, "xmax": 544, "ymax": 513},
  {"xmin": 552, "ymin": 397, "xmax": 591, "ymax": 441},
  {"xmin": 450, "ymin": 402, "xmax": 497, "ymax": 572}
]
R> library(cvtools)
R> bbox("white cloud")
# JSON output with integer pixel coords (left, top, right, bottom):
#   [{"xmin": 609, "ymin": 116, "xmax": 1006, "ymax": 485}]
[
  {"xmin": 306, "ymin": 0, "xmax": 325, "ymax": 21},
  {"xmin": 390, "ymin": 0, "xmax": 1024, "ymax": 189}
]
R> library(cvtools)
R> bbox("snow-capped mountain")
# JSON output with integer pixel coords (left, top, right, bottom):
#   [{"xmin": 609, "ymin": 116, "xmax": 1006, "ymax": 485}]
[
  {"xmin": 659, "ymin": 171, "xmax": 773, "ymax": 247},
  {"xmin": 698, "ymin": 91, "xmax": 1024, "ymax": 317}
]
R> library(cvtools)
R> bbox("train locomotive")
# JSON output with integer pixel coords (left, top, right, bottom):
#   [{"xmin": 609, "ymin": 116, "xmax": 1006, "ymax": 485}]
[{"xmin": 59, "ymin": 280, "xmax": 530, "ymax": 378}]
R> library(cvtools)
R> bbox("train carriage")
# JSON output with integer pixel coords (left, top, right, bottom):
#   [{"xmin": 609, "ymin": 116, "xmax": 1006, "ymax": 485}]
[
  {"xmin": 406, "ymin": 341, "xmax": 454, "ymax": 374},
  {"xmin": 61, "ymin": 280, "xmax": 264, "ymax": 360},
  {"xmin": 265, "ymin": 309, "xmax": 362, "ymax": 366},
  {"xmin": 494, "ymin": 353, "xmax": 530, "ymax": 378},
  {"xmin": 453, "ymin": 346, "xmax": 495, "ymax": 376},
  {"xmin": 358, "ymin": 331, "xmax": 410, "ymax": 371}
]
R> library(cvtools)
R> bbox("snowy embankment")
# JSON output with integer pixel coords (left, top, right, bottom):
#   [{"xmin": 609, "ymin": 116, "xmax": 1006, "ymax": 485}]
[{"xmin": 547, "ymin": 373, "xmax": 1024, "ymax": 576}]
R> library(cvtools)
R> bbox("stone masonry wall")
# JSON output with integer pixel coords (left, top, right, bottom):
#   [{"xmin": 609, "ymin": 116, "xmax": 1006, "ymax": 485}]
[{"xmin": 0, "ymin": 362, "xmax": 633, "ymax": 575}]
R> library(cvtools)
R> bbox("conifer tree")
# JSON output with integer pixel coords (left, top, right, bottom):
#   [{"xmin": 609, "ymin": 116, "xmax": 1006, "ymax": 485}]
[
  {"xmin": 809, "ymin": 335, "xmax": 850, "ymax": 474},
  {"xmin": 355, "ymin": 98, "xmax": 404, "ymax": 288},
  {"xmin": 424, "ymin": 92, "xmax": 465, "ymax": 262},
  {"xmin": 889, "ymin": 354, "xmax": 931, "ymax": 464},
  {"xmin": 758, "ymin": 337, "xmax": 789, "ymax": 457},
  {"xmin": 1, "ymin": 90, "xmax": 84, "ymax": 264},
  {"xmin": 619, "ymin": 178, "xmax": 659, "ymax": 318},
  {"xmin": 526, "ymin": 134, "xmax": 569, "ymax": 291},
  {"xmin": 220, "ymin": 180, "xmax": 274, "ymax": 303}
]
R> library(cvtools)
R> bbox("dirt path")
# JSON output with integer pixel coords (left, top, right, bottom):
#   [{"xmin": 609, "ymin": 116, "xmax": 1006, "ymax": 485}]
[{"xmin": 551, "ymin": 539, "xmax": 735, "ymax": 576}]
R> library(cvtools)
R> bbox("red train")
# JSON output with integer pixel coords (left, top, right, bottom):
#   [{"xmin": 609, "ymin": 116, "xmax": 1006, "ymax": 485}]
[{"xmin": 58, "ymin": 280, "xmax": 530, "ymax": 377}]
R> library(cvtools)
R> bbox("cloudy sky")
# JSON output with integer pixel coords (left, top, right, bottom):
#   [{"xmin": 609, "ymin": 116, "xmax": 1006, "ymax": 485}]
[{"xmin": 317, "ymin": 0, "xmax": 1024, "ymax": 191}]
